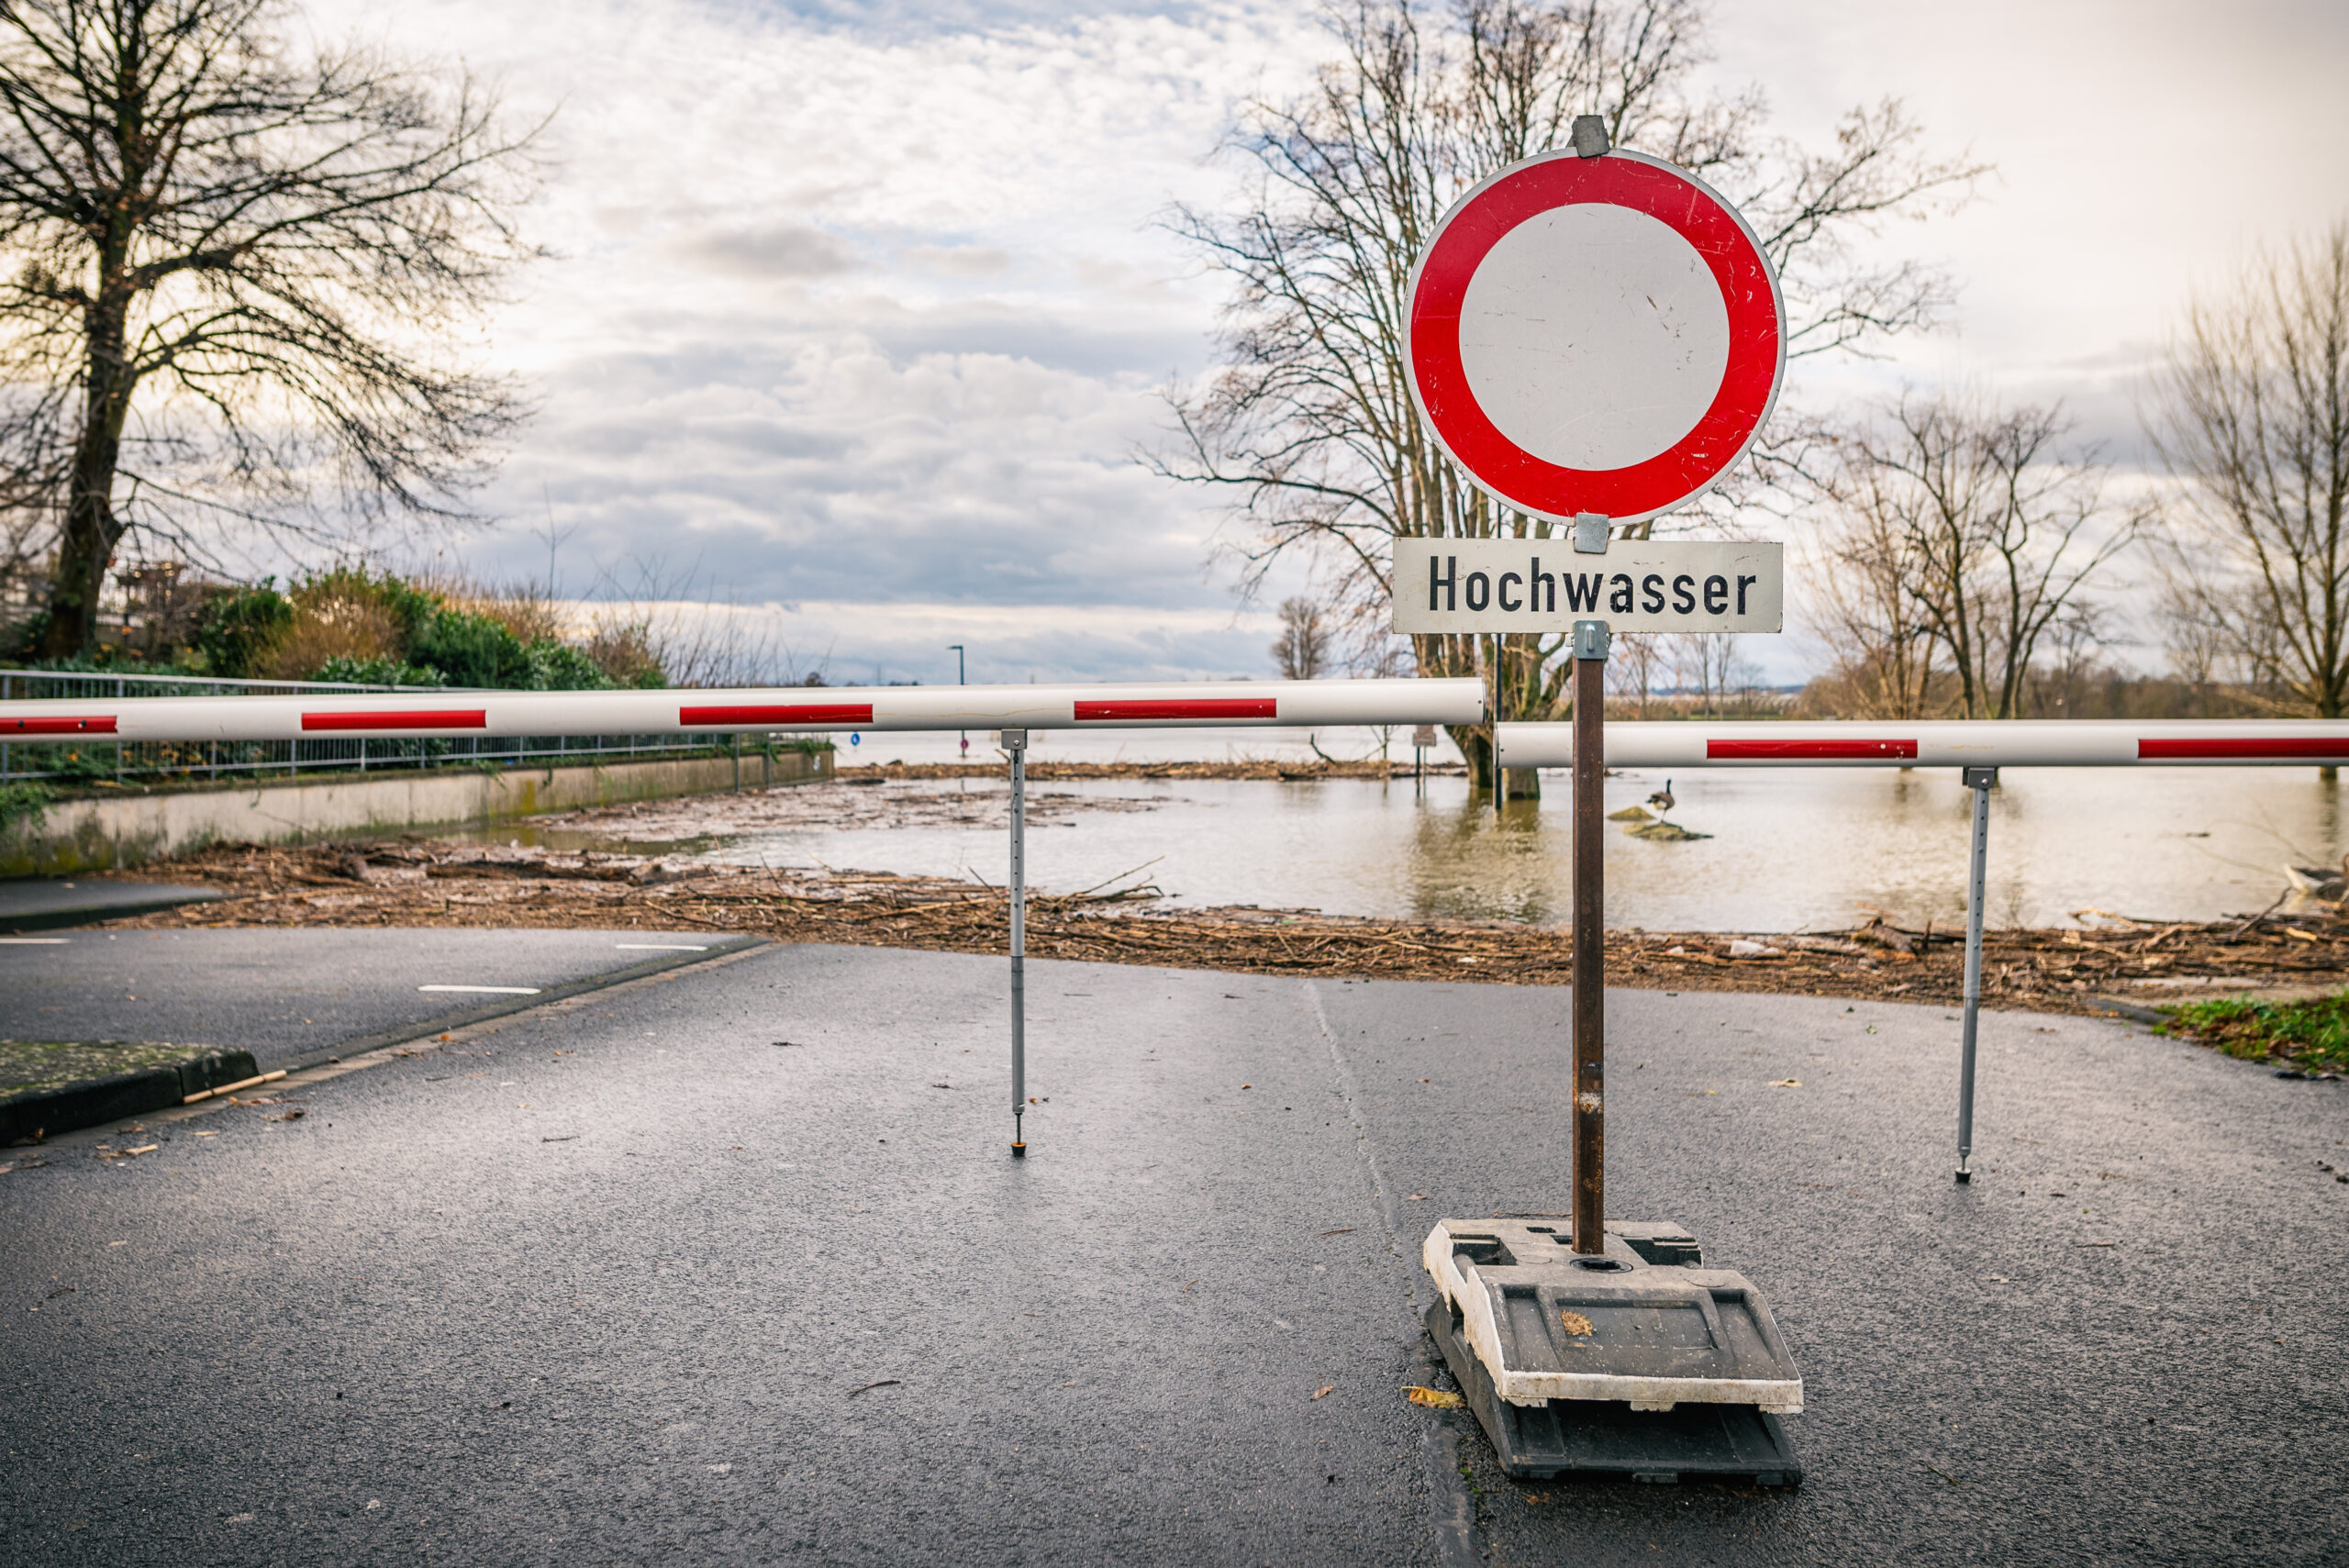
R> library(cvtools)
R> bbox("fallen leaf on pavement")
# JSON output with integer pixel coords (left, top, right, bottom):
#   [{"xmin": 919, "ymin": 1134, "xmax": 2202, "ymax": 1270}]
[
  {"xmin": 1558, "ymin": 1311, "xmax": 1595, "ymax": 1337},
  {"xmin": 1318, "ymin": 1228, "xmax": 1355, "ymax": 1237},
  {"xmin": 1311, "ymin": 1385, "xmax": 1336, "ymax": 1401},
  {"xmin": 1768, "ymin": 1079, "xmax": 1802, "ymax": 1088},
  {"xmin": 846, "ymin": 1379, "xmax": 901, "ymax": 1398},
  {"xmin": 1404, "ymin": 1385, "xmax": 1464, "ymax": 1409},
  {"xmin": 266, "ymin": 1110, "xmax": 305, "ymax": 1122}
]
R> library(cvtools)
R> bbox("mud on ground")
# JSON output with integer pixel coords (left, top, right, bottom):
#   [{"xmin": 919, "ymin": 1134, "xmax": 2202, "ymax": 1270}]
[{"xmin": 91, "ymin": 838, "xmax": 2349, "ymax": 1029}]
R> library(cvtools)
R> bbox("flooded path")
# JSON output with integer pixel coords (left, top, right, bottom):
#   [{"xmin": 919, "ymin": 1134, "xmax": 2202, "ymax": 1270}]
[{"xmin": 487, "ymin": 760, "xmax": 2349, "ymax": 932}]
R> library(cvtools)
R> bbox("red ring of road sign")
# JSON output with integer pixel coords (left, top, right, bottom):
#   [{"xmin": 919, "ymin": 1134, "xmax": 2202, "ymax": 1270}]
[{"xmin": 1407, "ymin": 150, "xmax": 1784, "ymax": 524}]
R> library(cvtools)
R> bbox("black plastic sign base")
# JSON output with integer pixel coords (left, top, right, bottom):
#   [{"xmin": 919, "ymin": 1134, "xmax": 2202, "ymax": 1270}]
[{"xmin": 1424, "ymin": 1298, "xmax": 1801, "ymax": 1486}]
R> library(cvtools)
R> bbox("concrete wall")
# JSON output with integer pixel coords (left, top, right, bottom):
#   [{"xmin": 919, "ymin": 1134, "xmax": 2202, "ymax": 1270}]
[{"xmin": 2, "ymin": 747, "xmax": 833, "ymax": 877}]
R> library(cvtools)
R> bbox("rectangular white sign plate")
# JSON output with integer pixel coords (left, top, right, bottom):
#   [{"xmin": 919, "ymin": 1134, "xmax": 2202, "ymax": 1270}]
[{"xmin": 1391, "ymin": 538, "xmax": 1782, "ymax": 635}]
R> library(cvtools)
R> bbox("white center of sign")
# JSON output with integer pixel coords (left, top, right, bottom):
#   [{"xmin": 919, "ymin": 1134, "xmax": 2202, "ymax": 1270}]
[{"xmin": 1456, "ymin": 203, "xmax": 1731, "ymax": 473}]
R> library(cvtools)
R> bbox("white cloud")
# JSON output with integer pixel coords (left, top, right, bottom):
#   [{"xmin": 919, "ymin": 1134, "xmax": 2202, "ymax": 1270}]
[
  {"xmin": 323, "ymin": 0, "xmax": 1322, "ymax": 680},
  {"xmin": 312, "ymin": 0, "xmax": 2341, "ymax": 687}
]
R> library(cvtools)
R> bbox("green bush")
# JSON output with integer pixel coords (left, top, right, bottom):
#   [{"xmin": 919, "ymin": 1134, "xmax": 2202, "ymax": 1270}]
[
  {"xmin": 0, "ymin": 780, "xmax": 52, "ymax": 832},
  {"xmin": 298, "ymin": 567, "xmax": 439, "ymax": 644},
  {"xmin": 410, "ymin": 607, "xmax": 528, "ymax": 688},
  {"xmin": 312, "ymin": 655, "xmax": 448, "ymax": 688},
  {"xmin": 42, "ymin": 747, "xmax": 111, "ymax": 784},
  {"xmin": 164, "ymin": 568, "xmax": 635, "ymax": 692},
  {"xmin": 521, "ymin": 639, "xmax": 614, "ymax": 691},
  {"xmin": 195, "ymin": 582, "xmax": 294, "ymax": 677}
]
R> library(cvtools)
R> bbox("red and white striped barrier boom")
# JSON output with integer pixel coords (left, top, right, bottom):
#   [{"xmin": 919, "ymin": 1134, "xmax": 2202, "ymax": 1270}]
[
  {"xmin": 0, "ymin": 678, "xmax": 1487, "ymax": 742},
  {"xmin": 1498, "ymin": 718, "xmax": 2349, "ymax": 769}
]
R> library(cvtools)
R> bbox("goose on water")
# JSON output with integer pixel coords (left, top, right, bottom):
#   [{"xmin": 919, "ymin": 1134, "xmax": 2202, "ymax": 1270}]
[
  {"xmin": 2283, "ymin": 852, "xmax": 2349, "ymax": 901},
  {"xmin": 1645, "ymin": 779, "xmax": 1675, "ymax": 816}
]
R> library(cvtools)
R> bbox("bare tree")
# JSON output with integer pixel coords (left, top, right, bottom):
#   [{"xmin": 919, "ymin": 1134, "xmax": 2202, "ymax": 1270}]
[
  {"xmin": 2147, "ymin": 219, "xmax": 2349, "ymax": 718},
  {"xmin": 0, "ymin": 0, "xmax": 542, "ymax": 658},
  {"xmin": 581, "ymin": 554, "xmax": 800, "ymax": 689},
  {"xmin": 1271, "ymin": 594, "xmax": 1333, "ymax": 680},
  {"xmin": 1665, "ymin": 629, "xmax": 1752, "ymax": 715},
  {"xmin": 1154, "ymin": 0, "xmax": 1985, "ymax": 783},
  {"xmin": 1813, "ymin": 395, "xmax": 2139, "ymax": 720},
  {"xmin": 1798, "ymin": 448, "xmax": 1943, "ymax": 717},
  {"xmin": 1605, "ymin": 628, "xmax": 1662, "ymax": 717}
]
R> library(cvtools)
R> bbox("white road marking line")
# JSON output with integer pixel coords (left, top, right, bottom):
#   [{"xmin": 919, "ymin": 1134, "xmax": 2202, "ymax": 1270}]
[
  {"xmin": 418, "ymin": 984, "xmax": 542, "ymax": 995},
  {"xmin": 615, "ymin": 942, "xmax": 708, "ymax": 951},
  {"xmin": 0, "ymin": 937, "xmax": 70, "ymax": 944}
]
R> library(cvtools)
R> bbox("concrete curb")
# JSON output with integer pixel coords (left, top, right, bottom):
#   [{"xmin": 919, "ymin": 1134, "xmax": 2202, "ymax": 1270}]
[
  {"xmin": 2, "ymin": 1046, "xmax": 259, "ymax": 1144},
  {"xmin": 3, "ymin": 888, "xmax": 224, "ymax": 933},
  {"xmin": 2086, "ymin": 994, "xmax": 2169, "ymax": 1026},
  {"xmin": 3, "ymin": 933, "xmax": 764, "ymax": 1151}
]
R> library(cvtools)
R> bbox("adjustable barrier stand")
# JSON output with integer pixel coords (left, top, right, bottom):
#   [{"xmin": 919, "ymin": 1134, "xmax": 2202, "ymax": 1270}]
[
  {"xmin": 1421, "ymin": 519, "xmax": 1805, "ymax": 1485},
  {"xmin": 1954, "ymin": 765, "xmax": 1996, "ymax": 1183},
  {"xmin": 1007, "ymin": 728, "xmax": 1029, "ymax": 1158}
]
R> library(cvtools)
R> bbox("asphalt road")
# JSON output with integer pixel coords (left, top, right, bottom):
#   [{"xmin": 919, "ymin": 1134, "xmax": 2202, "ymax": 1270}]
[
  {"xmin": 2, "ymin": 939, "xmax": 2343, "ymax": 1565},
  {"xmin": 0, "ymin": 927, "xmax": 753, "ymax": 1072}
]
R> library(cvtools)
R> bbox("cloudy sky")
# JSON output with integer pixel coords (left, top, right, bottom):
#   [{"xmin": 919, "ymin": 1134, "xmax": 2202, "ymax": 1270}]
[{"xmin": 319, "ymin": 0, "xmax": 2347, "ymax": 686}]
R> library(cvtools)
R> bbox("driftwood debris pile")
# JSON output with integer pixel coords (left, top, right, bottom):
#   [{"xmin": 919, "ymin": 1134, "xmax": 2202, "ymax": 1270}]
[{"xmin": 89, "ymin": 840, "xmax": 2349, "ymax": 1018}]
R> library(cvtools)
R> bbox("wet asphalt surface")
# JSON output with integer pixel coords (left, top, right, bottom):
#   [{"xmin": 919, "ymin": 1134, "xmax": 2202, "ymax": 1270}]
[
  {"xmin": 2, "ymin": 937, "xmax": 2344, "ymax": 1565},
  {"xmin": 0, "ymin": 928, "xmax": 751, "ymax": 1071}
]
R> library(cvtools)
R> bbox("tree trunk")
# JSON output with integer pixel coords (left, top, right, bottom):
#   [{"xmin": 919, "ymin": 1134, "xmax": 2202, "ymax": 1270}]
[
  {"xmin": 35, "ymin": 295, "xmax": 135, "ymax": 659},
  {"xmin": 1452, "ymin": 724, "xmax": 1494, "ymax": 795}
]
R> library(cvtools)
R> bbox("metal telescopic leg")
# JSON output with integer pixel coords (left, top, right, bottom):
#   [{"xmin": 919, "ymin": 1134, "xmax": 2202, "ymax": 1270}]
[
  {"xmin": 1570, "ymin": 621, "xmax": 1609, "ymax": 1253},
  {"xmin": 1007, "ymin": 728, "xmax": 1029, "ymax": 1158},
  {"xmin": 1495, "ymin": 634, "xmax": 1506, "ymax": 822},
  {"xmin": 1955, "ymin": 766, "xmax": 1996, "ymax": 1183}
]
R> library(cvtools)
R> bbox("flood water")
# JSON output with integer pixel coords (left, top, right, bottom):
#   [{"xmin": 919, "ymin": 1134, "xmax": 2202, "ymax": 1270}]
[
  {"xmin": 674, "ymin": 769, "xmax": 2335, "ymax": 931},
  {"xmin": 502, "ymin": 722, "xmax": 2349, "ymax": 930}
]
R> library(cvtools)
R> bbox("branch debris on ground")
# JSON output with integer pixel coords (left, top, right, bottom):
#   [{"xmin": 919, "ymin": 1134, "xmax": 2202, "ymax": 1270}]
[{"xmin": 77, "ymin": 839, "xmax": 2349, "ymax": 1031}]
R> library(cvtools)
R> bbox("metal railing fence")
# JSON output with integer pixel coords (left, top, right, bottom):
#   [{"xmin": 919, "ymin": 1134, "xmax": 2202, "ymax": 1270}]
[{"xmin": 0, "ymin": 667, "xmax": 742, "ymax": 786}]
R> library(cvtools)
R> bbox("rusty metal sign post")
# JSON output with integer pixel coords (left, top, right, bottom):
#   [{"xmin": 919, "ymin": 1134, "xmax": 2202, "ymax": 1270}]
[{"xmin": 1569, "ymin": 615, "xmax": 1609, "ymax": 1254}]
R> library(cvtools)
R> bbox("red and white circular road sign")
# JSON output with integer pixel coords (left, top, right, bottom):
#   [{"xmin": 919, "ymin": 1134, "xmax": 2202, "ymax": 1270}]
[{"xmin": 1406, "ymin": 149, "xmax": 1785, "ymax": 526}]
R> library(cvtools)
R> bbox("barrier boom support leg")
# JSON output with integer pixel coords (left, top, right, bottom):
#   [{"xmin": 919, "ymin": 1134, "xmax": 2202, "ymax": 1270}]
[
  {"xmin": 1008, "ymin": 728, "xmax": 1029, "ymax": 1158},
  {"xmin": 1955, "ymin": 765, "xmax": 1995, "ymax": 1183}
]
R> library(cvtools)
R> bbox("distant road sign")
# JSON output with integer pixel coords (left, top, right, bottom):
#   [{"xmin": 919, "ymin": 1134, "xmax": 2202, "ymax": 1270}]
[
  {"xmin": 1390, "ymin": 537, "xmax": 1781, "ymax": 635},
  {"xmin": 1405, "ymin": 149, "xmax": 1785, "ymax": 525}
]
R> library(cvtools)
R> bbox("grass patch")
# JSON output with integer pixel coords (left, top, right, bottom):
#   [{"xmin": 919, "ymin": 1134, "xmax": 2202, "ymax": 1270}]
[{"xmin": 2165, "ymin": 992, "xmax": 2349, "ymax": 1075}]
